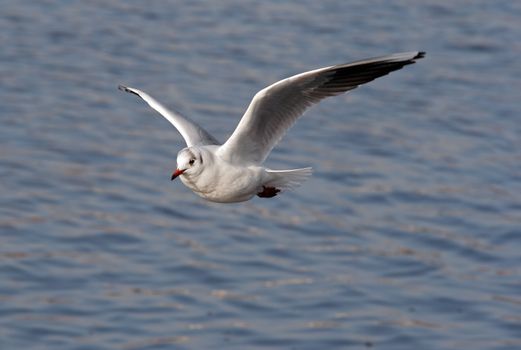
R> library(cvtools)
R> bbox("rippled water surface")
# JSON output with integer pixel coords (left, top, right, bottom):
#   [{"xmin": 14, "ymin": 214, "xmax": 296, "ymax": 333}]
[{"xmin": 1, "ymin": 1, "xmax": 520, "ymax": 349}]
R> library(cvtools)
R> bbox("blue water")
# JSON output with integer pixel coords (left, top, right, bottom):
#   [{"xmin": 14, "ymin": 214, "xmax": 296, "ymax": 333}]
[{"xmin": 1, "ymin": 1, "xmax": 520, "ymax": 349}]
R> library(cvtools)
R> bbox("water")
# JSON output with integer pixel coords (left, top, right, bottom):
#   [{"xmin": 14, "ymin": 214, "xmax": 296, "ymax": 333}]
[{"xmin": 1, "ymin": 1, "xmax": 520, "ymax": 349}]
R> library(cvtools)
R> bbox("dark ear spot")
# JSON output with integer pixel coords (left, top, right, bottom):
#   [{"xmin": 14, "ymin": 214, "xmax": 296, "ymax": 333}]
[{"xmin": 199, "ymin": 155, "xmax": 203, "ymax": 165}]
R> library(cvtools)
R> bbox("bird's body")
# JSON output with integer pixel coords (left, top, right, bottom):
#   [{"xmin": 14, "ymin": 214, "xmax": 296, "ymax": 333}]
[
  {"xmin": 177, "ymin": 146, "xmax": 265, "ymax": 203},
  {"xmin": 172, "ymin": 145, "xmax": 311, "ymax": 202},
  {"xmin": 120, "ymin": 51, "xmax": 425, "ymax": 203}
]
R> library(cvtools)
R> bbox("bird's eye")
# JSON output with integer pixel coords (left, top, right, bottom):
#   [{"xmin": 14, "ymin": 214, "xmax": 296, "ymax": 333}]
[{"xmin": 189, "ymin": 159, "xmax": 195, "ymax": 166}]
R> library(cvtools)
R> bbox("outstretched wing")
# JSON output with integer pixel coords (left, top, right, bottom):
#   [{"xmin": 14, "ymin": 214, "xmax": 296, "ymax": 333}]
[
  {"xmin": 217, "ymin": 51, "xmax": 425, "ymax": 164},
  {"xmin": 119, "ymin": 85, "xmax": 219, "ymax": 147}
]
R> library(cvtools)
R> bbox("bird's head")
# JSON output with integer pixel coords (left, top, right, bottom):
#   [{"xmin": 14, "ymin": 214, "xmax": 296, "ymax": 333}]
[{"xmin": 171, "ymin": 147, "xmax": 204, "ymax": 180}]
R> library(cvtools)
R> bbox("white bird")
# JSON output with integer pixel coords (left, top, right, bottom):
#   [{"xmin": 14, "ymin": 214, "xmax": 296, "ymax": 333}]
[{"xmin": 119, "ymin": 51, "xmax": 425, "ymax": 203}]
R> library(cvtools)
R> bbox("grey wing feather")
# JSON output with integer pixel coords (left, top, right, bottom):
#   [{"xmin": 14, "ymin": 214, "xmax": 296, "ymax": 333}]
[
  {"xmin": 119, "ymin": 85, "xmax": 219, "ymax": 147},
  {"xmin": 217, "ymin": 51, "xmax": 425, "ymax": 164}
]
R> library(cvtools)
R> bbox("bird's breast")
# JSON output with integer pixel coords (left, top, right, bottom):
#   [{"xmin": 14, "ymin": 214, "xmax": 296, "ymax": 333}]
[{"xmin": 180, "ymin": 163, "xmax": 265, "ymax": 203}]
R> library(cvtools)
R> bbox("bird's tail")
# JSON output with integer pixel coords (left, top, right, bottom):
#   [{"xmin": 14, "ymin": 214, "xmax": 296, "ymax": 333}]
[{"xmin": 264, "ymin": 167, "xmax": 313, "ymax": 191}]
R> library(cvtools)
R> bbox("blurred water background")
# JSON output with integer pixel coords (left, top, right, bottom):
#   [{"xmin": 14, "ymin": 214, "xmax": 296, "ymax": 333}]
[{"xmin": 1, "ymin": 1, "xmax": 520, "ymax": 349}]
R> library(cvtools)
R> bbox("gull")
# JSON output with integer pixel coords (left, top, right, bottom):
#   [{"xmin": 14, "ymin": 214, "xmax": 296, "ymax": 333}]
[{"xmin": 119, "ymin": 51, "xmax": 425, "ymax": 203}]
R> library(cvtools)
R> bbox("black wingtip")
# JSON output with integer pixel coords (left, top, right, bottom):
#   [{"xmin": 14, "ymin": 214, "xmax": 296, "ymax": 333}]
[
  {"xmin": 118, "ymin": 85, "xmax": 139, "ymax": 96},
  {"xmin": 414, "ymin": 51, "xmax": 426, "ymax": 60}
]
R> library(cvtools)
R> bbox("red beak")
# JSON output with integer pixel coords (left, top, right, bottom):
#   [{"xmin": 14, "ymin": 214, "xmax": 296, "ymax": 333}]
[{"xmin": 171, "ymin": 168, "xmax": 185, "ymax": 181}]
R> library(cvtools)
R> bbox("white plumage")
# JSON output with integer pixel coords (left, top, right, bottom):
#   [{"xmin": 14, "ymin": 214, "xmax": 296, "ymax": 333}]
[{"xmin": 120, "ymin": 51, "xmax": 425, "ymax": 203}]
